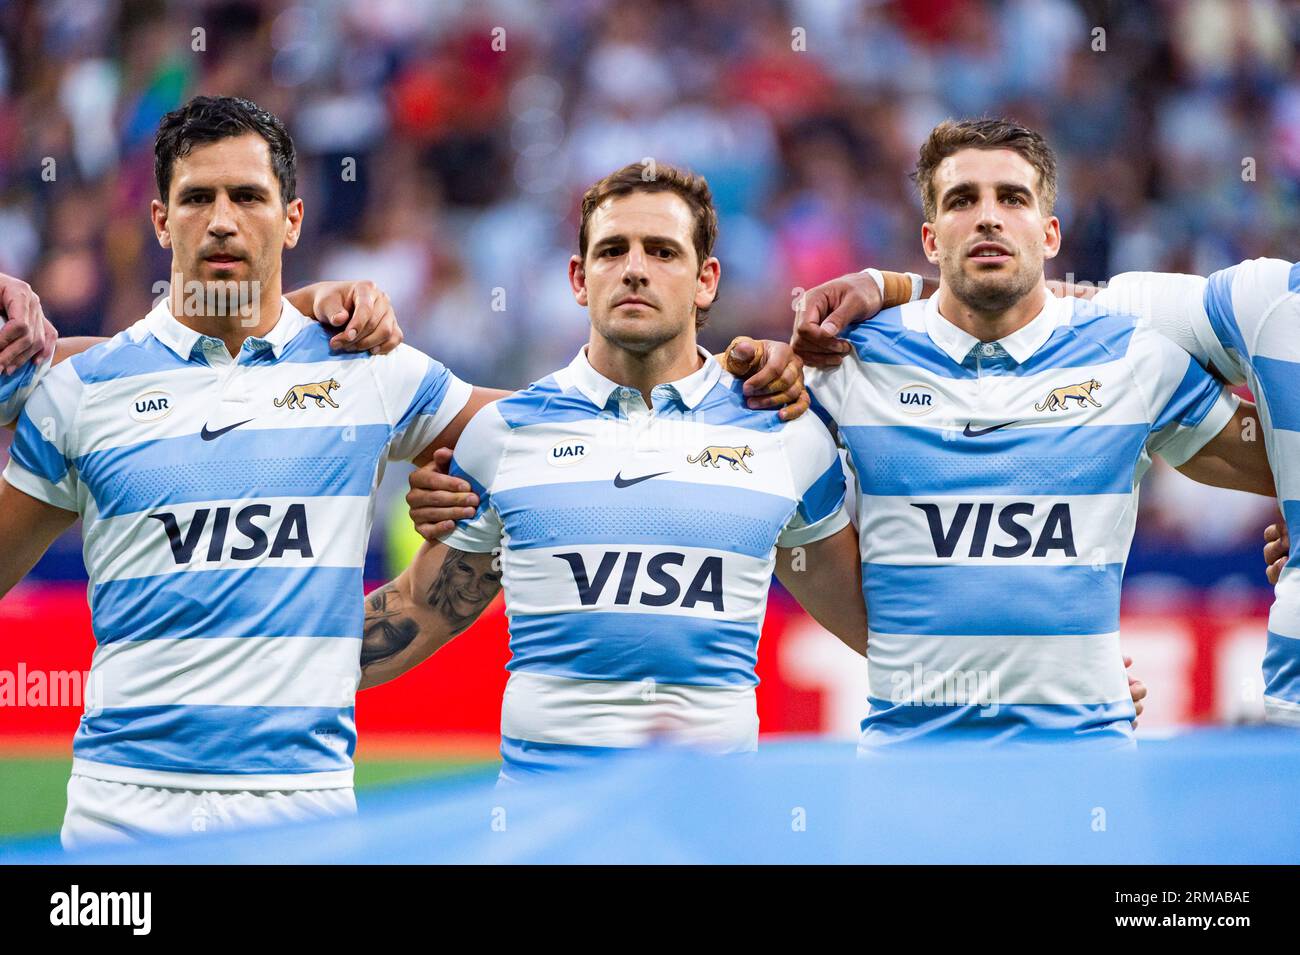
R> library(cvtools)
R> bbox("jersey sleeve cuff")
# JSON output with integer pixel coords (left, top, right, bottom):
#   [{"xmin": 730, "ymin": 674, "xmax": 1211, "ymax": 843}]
[
  {"xmin": 1156, "ymin": 388, "xmax": 1241, "ymax": 468},
  {"xmin": 2, "ymin": 459, "xmax": 77, "ymax": 512},
  {"xmin": 777, "ymin": 502, "xmax": 851, "ymax": 548},
  {"xmin": 438, "ymin": 523, "xmax": 501, "ymax": 554}
]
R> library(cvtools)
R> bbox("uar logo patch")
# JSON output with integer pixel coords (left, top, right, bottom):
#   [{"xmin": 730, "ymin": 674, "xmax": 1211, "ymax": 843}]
[
  {"xmin": 897, "ymin": 383, "xmax": 937, "ymax": 416},
  {"xmin": 130, "ymin": 390, "xmax": 173, "ymax": 422},
  {"xmin": 549, "ymin": 438, "xmax": 588, "ymax": 467}
]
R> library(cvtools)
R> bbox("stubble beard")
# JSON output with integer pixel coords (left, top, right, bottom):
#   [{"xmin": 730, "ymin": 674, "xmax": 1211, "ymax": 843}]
[{"xmin": 944, "ymin": 250, "xmax": 1041, "ymax": 316}]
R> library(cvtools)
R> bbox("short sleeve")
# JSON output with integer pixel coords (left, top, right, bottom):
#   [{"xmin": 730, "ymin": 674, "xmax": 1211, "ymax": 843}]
[
  {"xmin": 379, "ymin": 344, "xmax": 473, "ymax": 462},
  {"xmin": 438, "ymin": 401, "xmax": 509, "ymax": 554},
  {"xmin": 777, "ymin": 412, "xmax": 851, "ymax": 548},
  {"xmin": 1133, "ymin": 328, "xmax": 1239, "ymax": 468},
  {"xmin": 1, "ymin": 362, "xmax": 82, "ymax": 512},
  {"xmin": 0, "ymin": 347, "xmax": 52, "ymax": 426}
]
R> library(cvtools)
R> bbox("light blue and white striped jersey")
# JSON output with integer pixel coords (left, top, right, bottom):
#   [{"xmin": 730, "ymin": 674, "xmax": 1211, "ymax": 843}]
[
  {"xmin": 1097, "ymin": 259, "xmax": 1300, "ymax": 725},
  {"xmin": 442, "ymin": 346, "xmax": 850, "ymax": 779},
  {"xmin": 805, "ymin": 291, "xmax": 1238, "ymax": 745},
  {"xmin": 0, "ymin": 320, "xmax": 52, "ymax": 425},
  {"xmin": 1, "ymin": 298, "xmax": 470, "ymax": 790}
]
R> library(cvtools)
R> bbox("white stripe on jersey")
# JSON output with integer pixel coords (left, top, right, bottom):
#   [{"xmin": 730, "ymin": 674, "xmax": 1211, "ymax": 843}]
[{"xmin": 500, "ymin": 671, "xmax": 758, "ymax": 751}]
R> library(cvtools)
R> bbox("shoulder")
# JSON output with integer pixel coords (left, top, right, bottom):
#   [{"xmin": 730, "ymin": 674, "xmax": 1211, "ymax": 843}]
[
  {"xmin": 688, "ymin": 372, "xmax": 789, "ymax": 434},
  {"xmin": 67, "ymin": 325, "xmax": 184, "ymax": 386},
  {"xmin": 276, "ymin": 321, "xmax": 374, "ymax": 367},
  {"xmin": 493, "ymin": 373, "xmax": 598, "ymax": 430},
  {"xmin": 1026, "ymin": 298, "xmax": 1141, "ymax": 372},
  {"xmin": 841, "ymin": 302, "xmax": 914, "ymax": 354}
]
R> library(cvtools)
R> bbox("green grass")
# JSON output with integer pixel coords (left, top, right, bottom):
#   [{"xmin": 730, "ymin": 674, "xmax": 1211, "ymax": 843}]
[{"xmin": 0, "ymin": 755, "xmax": 496, "ymax": 839}]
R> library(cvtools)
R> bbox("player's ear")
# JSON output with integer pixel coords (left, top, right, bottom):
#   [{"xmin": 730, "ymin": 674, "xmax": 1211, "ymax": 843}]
[
  {"xmin": 1041, "ymin": 214, "xmax": 1061, "ymax": 260},
  {"xmin": 921, "ymin": 222, "xmax": 940, "ymax": 265},
  {"xmin": 151, "ymin": 199, "xmax": 171, "ymax": 249},
  {"xmin": 283, "ymin": 197, "xmax": 304, "ymax": 250},
  {"xmin": 569, "ymin": 254, "xmax": 588, "ymax": 306},
  {"xmin": 695, "ymin": 256, "xmax": 720, "ymax": 310}
]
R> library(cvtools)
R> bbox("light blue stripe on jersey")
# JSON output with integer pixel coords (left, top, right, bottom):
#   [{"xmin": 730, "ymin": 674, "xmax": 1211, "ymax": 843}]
[
  {"xmin": 74, "ymin": 704, "xmax": 355, "ymax": 774},
  {"xmin": 92, "ymin": 566, "xmax": 361, "ymax": 644},
  {"xmin": 394, "ymin": 359, "xmax": 456, "ymax": 434},
  {"xmin": 0, "ymin": 359, "xmax": 41, "ymax": 421},
  {"xmin": 11, "ymin": 410, "xmax": 69, "ymax": 484},
  {"xmin": 1150, "ymin": 355, "xmax": 1229, "ymax": 432},
  {"xmin": 799, "ymin": 458, "xmax": 846, "ymax": 524},
  {"xmin": 1254, "ymin": 357, "xmax": 1300, "ymax": 433},
  {"xmin": 860, "ymin": 697, "xmax": 1134, "ymax": 743},
  {"xmin": 507, "ymin": 611, "xmax": 759, "ymax": 686},
  {"xmin": 499, "ymin": 735, "xmax": 626, "ymax": 779},
  {"xmin": 1290, "ymin": 262, "xmax": 1300, "ymax": 292},
  {"xmin": 864, "ymin": 563, "xmax": 1123, "ymax": 636},
  {"xmin": 840, "ymin": 424, "xmax": 1148, "ymax": 497},
  {"xmin": 1263, "ymin": 631, "xmax": 1300, "ymax": 705},
  {"xmin": 275, "ymin": 325, "xmax": 371, "ymax": 365},
  {"xmin": 1203, "ymin": 265, "xmax": 1247, "ymax": 359},
  {"xmin": 492, "ymin": 480, "xmax": 795, "ymax": 559},
  {"xmin": 69, "ymin": 332, "xmax": 194, "ymax": 384},
  {"xmin": 78, "ymin": 425, "xmax": 391, "ymax": 519},
  {"xmin": 495, "ymin": 376, "xmax": 601, "ymax": 428},
  {"xmin": 448, "ymin": 458, "xmax": 491, "ymax": 522}
]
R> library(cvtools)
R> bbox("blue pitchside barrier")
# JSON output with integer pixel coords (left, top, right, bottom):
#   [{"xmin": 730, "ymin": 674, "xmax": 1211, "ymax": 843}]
[{"xmin": 6, "ymin": 729, "xmax": 1299, "ymax": 864}]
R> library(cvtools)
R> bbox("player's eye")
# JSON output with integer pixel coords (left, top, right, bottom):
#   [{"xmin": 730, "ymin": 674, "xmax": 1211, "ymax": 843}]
[
  {"xmin": 950, "ymin": 196, "xmax": 971, "ymax": 208},
  {"xmin": 1004, "ymin": 194, "xmax": 1024, "ymax": 206},
  {"xmin": 598, "ymin": 247, "xmax": 623, "ymax": 257},
  {"xmin": 653, "ymin": 247, "xmax": 675, "ymax": 259}
]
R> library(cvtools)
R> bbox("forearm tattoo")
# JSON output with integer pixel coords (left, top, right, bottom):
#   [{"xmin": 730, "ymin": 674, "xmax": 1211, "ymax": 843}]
[
  {"xmin": 361, "ymin": 582, "xmax": 419, "ymax": 668},
  {"xmin": 426, "ymin": 547, "xmax": 503, "ymax": 635}
]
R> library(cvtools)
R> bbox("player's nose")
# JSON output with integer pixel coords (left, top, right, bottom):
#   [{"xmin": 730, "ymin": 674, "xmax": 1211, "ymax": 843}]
[
  {"xmin": 622, "ymin": 246, "xmax": 649, "ymax": 284},
  {"xmin": 206, "ymin": 194, "xmax": 239, "ymax": 237}
]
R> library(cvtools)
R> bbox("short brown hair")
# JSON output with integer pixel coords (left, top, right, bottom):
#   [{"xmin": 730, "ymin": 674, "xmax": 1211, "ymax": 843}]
[
  {"xmin": 912, "ymin": 118, "xmax": 1057, "ymax": 222},
  {"xmin": 578, "ymin": 161, "xmax": 719, "ymax": 326}
]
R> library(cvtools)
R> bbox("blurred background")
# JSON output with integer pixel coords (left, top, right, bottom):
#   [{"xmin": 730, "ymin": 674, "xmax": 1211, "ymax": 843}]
[{"xmin": 0, "ymin": 0, "xmax": 1294, "ymax": 839}]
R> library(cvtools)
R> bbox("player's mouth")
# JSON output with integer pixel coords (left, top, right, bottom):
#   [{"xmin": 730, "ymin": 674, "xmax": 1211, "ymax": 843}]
[
  {"xmin": 203, "ymin": 253, "xmax": 246, "ymax": 270},
  {"xmin": 613, "ymin": 295, "xmax": 656, "ymax": 310},
  {"xmin": 967, "ymin": 241, "xmax": 1013, "ymax": 265}
]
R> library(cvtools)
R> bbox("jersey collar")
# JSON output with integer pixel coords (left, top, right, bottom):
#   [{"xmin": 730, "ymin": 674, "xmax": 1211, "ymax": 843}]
[
  {"xmin": 565, "ymin": 344, "xmax": 720, "ymax": 410},
  {"xmin": 924, "ymin": 288, "xmax": 1063, "ymax": 366},
  {"xmin": 143, "ymin": 296, "xmax": 308, "ymax": 362}
]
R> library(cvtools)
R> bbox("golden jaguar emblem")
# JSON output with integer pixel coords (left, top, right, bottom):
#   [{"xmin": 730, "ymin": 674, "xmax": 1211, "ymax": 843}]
[
  {"xmin": 273, "ymin": 378, "xmax": 341, "ymax": 409},
  {"xmin": 686, "ymin": 445, "xmax": 754, "ymax": 472},
  {"xmin": 1035, "ymin": 378, "xmax": 1102, "ymax": 412}
]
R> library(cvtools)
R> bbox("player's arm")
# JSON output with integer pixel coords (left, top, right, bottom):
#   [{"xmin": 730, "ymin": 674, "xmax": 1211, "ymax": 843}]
[
  {"xmin": 1176, "ymin": 400, "xmax": 1275, "ymax": 496},
  {"xmin": 358, "ymin": 539, "xmax": 502, "ymax": 689},
  {"xmin": 0, "ymin": 479, "xmax": 76, "ymax": 600},
  {"xmin": 792, "ymin": 269, "xmax": 932, "ymax": 368},
  {"xmin": 775, "ymin": 523, "xmax": 868, "ymax": 655},
  {"xmin": 283, "ymin": 280, "xmax": 407, "ymax": 355},
  {"xmin": 411, "ymin": 386, "xmax": 509, "ymax": 466}
]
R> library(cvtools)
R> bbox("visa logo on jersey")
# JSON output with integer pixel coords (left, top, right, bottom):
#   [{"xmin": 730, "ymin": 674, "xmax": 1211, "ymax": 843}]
[
  {"xmin": 149, "ymin": 503, "xmax": 314, "ymax": 564},
  {"xmin": 554, "ymin": 551, "xmax": 724, "ymax": 610},
  {"xmin": 911, "ymin": 501, "xmax": 1076, "ymax": 558}
]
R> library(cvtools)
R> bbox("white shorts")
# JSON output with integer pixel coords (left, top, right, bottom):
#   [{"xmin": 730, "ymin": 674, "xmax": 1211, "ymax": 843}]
[{"xmin": 61, "ymin": 773, "xmax": 357, "ymax": 852}]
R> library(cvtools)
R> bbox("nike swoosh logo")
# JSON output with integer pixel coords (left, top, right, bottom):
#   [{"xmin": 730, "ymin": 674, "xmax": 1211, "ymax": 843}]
[
  {"xmin": 200, "ymin": 419, "xmax": 255, "ymax": 441},
  {"xmin": 613, "ymin": 471, "xmax": 670, "ymax": 488},
  {"xmin": 963, "ymin": 421, "xmax": 1017, "ymax": 437}
]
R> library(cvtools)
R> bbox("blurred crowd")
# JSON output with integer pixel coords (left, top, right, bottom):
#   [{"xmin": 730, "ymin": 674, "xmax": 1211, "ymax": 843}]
[{"xmin": 0, "ymin": 0, "xmax": 1291, "ymax": 585}]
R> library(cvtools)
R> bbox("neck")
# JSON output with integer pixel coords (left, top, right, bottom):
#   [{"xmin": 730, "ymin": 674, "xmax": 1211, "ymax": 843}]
[
  {"xmin": 168, "ymin": 269, "xmax": 283, "ymax": 357},
  {"xmin": 936, "ymin": 279, "xmax": 1048, "ymax": 342},
  {"xmin": 586, "ymin": 329, "xmax": 703, "ymax": 408}
]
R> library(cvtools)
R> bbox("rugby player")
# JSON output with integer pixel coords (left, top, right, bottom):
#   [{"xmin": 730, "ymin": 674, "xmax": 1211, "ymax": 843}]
[
  {"xmin": 0, "ymin": 99, "xmax": 808, "ymax": 844},
  {"xmin": 354, "ymin": 162, "xmax": 871, "ymax": 780},
  {"xmin": 794, "ymin": 219, "xmax": 1300, "ymax": 731},
  {"xmin": 776, "ymin": 118, "xmax": 1275, "ymax": 744}
]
